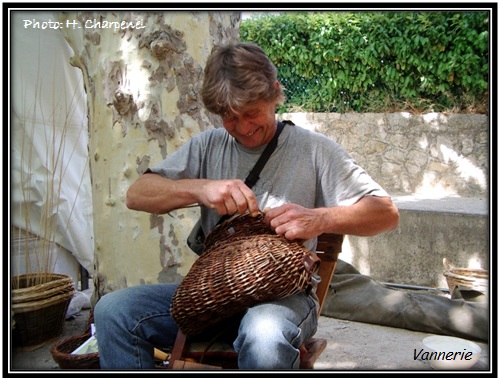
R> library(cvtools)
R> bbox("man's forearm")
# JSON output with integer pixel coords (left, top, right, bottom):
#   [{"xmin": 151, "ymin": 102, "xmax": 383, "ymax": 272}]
[
  {"xmin": 319, "ymin": 196, "xmax": 399, "ymax": 236},
  {"xmin": 126, "ymin": 173, "xmax": 200, "ymax": 214}
]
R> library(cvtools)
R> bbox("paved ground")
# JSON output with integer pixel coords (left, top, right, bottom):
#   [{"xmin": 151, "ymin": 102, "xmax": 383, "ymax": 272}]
[
  {"xmin": 9, "ymin": 308, "xmax": 490, "ymax": 375},
  {"xmin": 314, "ymin": 316, "xmax": 490, "ymax": 372}
]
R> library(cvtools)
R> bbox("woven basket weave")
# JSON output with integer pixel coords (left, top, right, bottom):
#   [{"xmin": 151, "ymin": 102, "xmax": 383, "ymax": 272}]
[
  {"xmin": 50, "ymin": 332, "xmax": 100, "ymax": 369},
  {"xmin": 50, "ymin": 310, "xmax": 100, "ymax": 369},
  {"xmin": 12, "ymin": 273, "xmax": 75, "ymax": 350},
  {"xmin": 171, "ymin": 213, "xmax": 320, "ymax": 336},
  {"xmin": 12, "ymin": 273, "xmax": 74, "ymax": 304},
  {"xmin": 443, "ymin": 258, "xmax": 488, "ymax": 295}
]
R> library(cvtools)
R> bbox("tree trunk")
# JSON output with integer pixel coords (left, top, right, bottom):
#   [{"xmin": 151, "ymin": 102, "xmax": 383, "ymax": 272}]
[{"xmin": 60, "ymin": 11, "xmax": 240, "ymax": 300}]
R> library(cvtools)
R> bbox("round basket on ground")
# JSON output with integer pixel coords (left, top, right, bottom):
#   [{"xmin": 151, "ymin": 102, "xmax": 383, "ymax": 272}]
[
  {"xmin": 50, "ymin": 332, "xmax": 100, "ymax": 369},
  {"xmin": 442, "ymin": 258, "xmax": 488, "ymax": 296},
  {"xmin": 12, "ymin": 273, "xmax": 75, "ymax": 351},
  {"xmin": 171, "ymin": 213, "xmax": 320, "ymax": 336}
]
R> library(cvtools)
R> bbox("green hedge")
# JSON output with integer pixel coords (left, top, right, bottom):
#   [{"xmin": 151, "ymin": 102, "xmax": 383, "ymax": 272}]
[{"xmin": 241, "ymin": 12, "xmax": 489, "ymax": 113}]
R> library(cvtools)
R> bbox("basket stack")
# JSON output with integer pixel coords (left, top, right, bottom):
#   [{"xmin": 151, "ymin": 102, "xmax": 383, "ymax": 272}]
[
  {"xmin": 12, "ymin": 273, "xmax": 75, "ymax": 350},
  {"xmin": 443, "ymin": 258, "xmax": 488, "ymax": 296},
  {"xmin": 171, "ymin": 213, "xmax": 320, "ymax": 336}
]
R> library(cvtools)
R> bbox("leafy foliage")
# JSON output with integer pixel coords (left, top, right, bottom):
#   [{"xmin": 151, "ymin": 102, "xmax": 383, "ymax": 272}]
[{"xmin": 241, "ymin": 11, "xmax": 489, "ymax": 113}]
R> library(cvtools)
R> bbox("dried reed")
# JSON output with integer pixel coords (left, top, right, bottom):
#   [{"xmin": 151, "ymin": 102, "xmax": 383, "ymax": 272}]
[{"xmin": 12, "ymin": 66, "xmax": 88, "ymax": 289}]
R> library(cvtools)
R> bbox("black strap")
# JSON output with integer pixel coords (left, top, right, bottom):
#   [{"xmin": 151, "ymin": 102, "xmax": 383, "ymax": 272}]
[
  {"xmin": 244, "ymin": 120, "xmax": 286, "ymax": 188},
  {"xmin": 217, "ymin": 119, "xmax": 292, "ymax": 225}
]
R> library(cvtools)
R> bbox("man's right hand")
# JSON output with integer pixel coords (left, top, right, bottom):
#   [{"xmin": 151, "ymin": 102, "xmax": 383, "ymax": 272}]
[
  {"xmin": 197, "ymin": 179, "xmax": 260, "ymax": 217},
  {"xmin": 126, "ymin": 173, "xmax": 259, "ymax": 217}
]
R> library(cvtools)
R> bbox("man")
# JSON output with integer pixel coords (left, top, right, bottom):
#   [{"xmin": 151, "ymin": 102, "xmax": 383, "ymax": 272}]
[{"xmin": 94, "ymin": 42, "xmax": 399, "ymax": 369}]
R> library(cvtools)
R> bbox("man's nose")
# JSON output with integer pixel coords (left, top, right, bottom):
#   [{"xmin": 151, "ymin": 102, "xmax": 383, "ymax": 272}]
[{"xmin": 235, "ymin": 118, "xmax": 253, "ymax": 135}]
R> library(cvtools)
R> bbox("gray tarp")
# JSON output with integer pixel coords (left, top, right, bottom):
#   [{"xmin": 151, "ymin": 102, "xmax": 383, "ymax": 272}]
[{"xmin": 322, "ymin": 260, "xmax": 488, "ymax": 342}]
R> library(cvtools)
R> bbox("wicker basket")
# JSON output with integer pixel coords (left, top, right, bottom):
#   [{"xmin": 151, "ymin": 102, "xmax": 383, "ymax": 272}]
[
  {"xmin": 443, "ymin": 258, "xmax": 488, "ymax": 296},
  {"xmin": 12, "ymin": 273, "xmax": 75, "ymax": 350},
  {"xmin": 12, "ymin": 273, "xmax": 74, "ymax": 304},
  {"xmin": 171, "ymin": 213, "xmax": 320, "ymax": 336},
  {"xmin": 50, "ymin": 332, "xmax": 100, "ymax": 369}
]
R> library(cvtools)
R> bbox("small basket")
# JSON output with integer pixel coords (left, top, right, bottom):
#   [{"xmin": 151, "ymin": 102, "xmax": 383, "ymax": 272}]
[
  {"xmin": 12, "ymin": 273, "xmax": 75, "ymax": 350},
  {"xmin": 50, "ymin": 333, "xmax": 100, "ymax": 369},
  {"xmin": 443, "ymin": 258, "xmax": 488, "ymax": 296},
  {"xmin": 171, "ymin": 213, "xmax": 320, "ymax": 336},
  {"xmin": 50, "ymin": 310, "xmax": 100, "ymax": 369}
]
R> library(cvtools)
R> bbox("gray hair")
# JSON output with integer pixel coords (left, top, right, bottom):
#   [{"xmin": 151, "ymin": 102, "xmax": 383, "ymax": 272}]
[{"xmin": 201, "ymin": 42, "xmax": 285, "ymax": 116}]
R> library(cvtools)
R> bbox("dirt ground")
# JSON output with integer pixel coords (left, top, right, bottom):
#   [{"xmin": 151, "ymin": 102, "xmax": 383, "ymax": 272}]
[{"xmin": 9, "ymin": 308, "xmax": 490, "ymax": 375}]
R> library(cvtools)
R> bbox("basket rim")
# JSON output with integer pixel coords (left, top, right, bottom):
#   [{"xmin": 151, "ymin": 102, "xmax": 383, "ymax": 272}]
[
  {"xmin": 51, "ymin": 333, "xmax": 99, "ymax": 359},
  {"xmin": 12, "ymin": 283, "xmax": 75, "ymax": 304},
  {"xmin": 12, "ymin": 289, "xmax": 75, "ymax": 313},
  {"xmin": 444, "ymin": 267, "xmax": 488, "ymax": 273},
  {"xmin": 12, "ymin": 273, "xmax": 74, "ymax": 295},
  {"xmin": 442, "ymin": 258, "xmax": 488, "ymax": 275},
  {"xmin": 50, "ymin": 333, "xmax": 100, "ymax": 369},
  {"xmin": 443, "ymin": 268, "xmax": 489, "ymax": 280}
]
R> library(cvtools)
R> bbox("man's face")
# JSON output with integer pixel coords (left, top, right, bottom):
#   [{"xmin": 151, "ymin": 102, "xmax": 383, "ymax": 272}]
[{"xmin": 221, "ymin": 100, "xmax": 277, "ymax": 149}]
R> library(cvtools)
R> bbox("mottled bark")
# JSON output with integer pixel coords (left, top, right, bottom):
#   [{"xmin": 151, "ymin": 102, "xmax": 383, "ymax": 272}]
[{"xmin": 60, "ymin": 11, "xmax": 240, "ymax": 299}]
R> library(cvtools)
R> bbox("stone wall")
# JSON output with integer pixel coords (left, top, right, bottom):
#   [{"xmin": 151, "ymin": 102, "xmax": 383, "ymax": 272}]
[{"xmin": 280, "ymin": 112, "xmax": 489, "ymax": 198}]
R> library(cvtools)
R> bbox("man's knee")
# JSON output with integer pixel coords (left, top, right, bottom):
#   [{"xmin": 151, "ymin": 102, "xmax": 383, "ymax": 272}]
[{"xmin": 94, "ymin": 290, "xmax": 129, "ymax": 323}]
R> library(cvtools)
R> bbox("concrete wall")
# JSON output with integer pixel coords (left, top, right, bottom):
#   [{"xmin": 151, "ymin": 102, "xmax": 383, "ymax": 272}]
[{"xmin": 344, "ymin": 196, "xmax": 489, "ymax": 288}]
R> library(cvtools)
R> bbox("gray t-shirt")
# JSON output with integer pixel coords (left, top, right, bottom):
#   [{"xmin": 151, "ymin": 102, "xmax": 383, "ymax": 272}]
[{"xmin": 149, "ymin": 123, "xmax": 389, "ymax": 250}]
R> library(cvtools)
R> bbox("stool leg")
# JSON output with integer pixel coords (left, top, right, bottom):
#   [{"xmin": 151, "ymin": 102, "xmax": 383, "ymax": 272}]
[{"xmin": 168, "ymin": 330, "xmax": 187, "ymax": 369}]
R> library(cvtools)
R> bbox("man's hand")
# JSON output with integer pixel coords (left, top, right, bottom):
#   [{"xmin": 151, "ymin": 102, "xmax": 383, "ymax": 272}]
[
  {"xmin": 198, "ymin": 179, "xmax": 260, "ymax": 217},
  {"xmin": 126, "ymin": 174, "xmax": 260, "ymax": 216},
  {"xmin": 263, "ymin": 204, "xmax": 325, "ymax": 241},
  {"xmin": 263, "ymin": 196, "xmax": 399, "ymax": 240}
]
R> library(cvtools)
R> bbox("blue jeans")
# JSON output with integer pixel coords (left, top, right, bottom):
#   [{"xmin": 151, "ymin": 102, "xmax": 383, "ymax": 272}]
[{"xmin": 94, "ymin": 283, "xmax": 318, "ymax": 369}]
